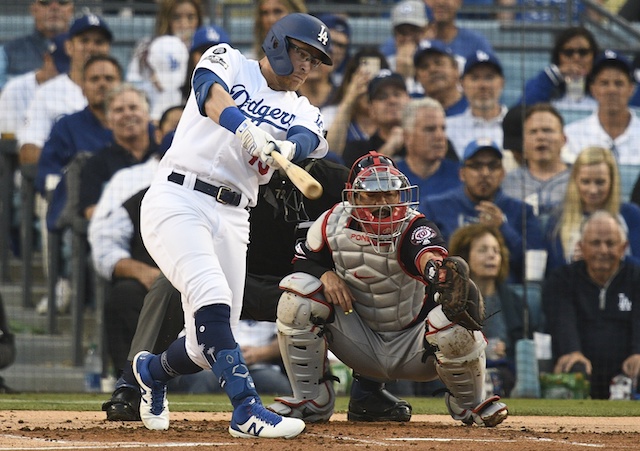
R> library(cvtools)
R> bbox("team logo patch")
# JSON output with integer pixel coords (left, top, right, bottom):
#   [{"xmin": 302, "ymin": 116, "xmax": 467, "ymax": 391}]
[
  {"xmin": 411, "ymin": 226, "xmax": 436, "ymax": 246},
  {"xmin": 205, "ymin": 55, "xmax": 229, "ymax": 69},
  {"xmin": 212, "ymin": 47, "xmax": 226, "ymax": 54}
]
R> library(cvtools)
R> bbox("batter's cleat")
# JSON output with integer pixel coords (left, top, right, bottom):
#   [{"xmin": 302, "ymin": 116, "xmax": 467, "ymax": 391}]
[
  {"xmin": 445, "ymin": 393, "xmax": 508, "ymax": 427},
  {"xmin": 229, "ymin": 396, "xmax": 305, "ymax": 439},
  {"xmin": 347, "ymin": 387, "xmax": 412, "ymax": 422},
  {"xmin": 102, "ymin": 385, "xmax": 141, "ymax": 421},
  {"xmin": 133, "ymin": 351, "xmax": 169, "ymax": 430}
]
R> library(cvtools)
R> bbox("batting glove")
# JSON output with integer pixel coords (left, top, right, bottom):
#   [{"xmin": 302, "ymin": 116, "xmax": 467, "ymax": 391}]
[
  {"xmin": 260, "ymin": 140, "xmax": 296, "ymax": 168},
  {"xmin": 235, "ymin": 119, "xmax": 275, "ymax": 157}
]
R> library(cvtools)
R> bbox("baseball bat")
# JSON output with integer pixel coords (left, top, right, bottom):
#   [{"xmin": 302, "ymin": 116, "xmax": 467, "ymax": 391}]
[{"xmin": 270, "ymin": 149, "xmax": 324, "ymax": 200}]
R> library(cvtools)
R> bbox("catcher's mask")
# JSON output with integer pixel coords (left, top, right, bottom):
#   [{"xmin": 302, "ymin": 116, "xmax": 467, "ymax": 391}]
[{"xmin": 343, "ymin": 151, "xmax": 418, "ymax": 253}]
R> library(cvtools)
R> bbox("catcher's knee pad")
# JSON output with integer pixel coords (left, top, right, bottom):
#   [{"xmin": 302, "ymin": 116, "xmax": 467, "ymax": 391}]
[
  {"xmin": 426, "ymin": 305, "xmax": 486, "ymax": 362},
  {"xmin": 277, "ymin": 272, "xmax": 331, "ymax": 331}
]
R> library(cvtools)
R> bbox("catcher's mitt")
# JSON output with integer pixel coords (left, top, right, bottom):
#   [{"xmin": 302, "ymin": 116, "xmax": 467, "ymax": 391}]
[{"xmin": 425, "ymin": 256, "xmax": 485, "ymax": 330}]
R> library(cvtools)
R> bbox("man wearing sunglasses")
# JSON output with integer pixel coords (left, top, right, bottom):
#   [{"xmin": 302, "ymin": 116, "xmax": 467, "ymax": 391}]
[{"xmin": 0, "ymin": 0, "xmax": 74, "ymax": 89}]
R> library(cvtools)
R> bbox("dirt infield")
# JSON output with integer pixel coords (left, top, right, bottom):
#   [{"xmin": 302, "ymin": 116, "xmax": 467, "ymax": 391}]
[{"xmin": 0, "ymin": 411, "xmax": 638, "ymax": 450}]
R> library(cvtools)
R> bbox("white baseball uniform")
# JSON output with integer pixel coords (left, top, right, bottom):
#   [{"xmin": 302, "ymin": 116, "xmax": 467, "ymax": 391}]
[{"xmin": 140, "ymin": 43, "xmax": 328, "ymax": 370}]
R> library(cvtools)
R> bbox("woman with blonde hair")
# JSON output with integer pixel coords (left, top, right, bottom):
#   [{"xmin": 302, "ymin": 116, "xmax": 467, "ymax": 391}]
[
  {"xmin": 545, "ymin": 146, "xmax": 640, "ymax": 271},
  {"xmin": 449, "ymin": 223, "xmax": 531, "ymax": 397},
  {"xmin": 252, "ymin": 0, "xmax": 307, "ymax": 59}
]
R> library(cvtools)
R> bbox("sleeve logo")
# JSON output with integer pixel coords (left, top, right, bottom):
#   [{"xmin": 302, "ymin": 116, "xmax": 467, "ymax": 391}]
[{"xmin": 411, "ymin": 226, "xmax": 436, "ymax": 246}]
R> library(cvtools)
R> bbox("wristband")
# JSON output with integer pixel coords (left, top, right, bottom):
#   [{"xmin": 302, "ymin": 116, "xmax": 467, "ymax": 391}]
[{"xmin": 219, "ymin": 107, "xmax": 246, "ymax": 134}]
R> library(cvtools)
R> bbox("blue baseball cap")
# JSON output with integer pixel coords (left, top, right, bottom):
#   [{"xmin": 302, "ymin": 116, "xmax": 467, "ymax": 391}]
[
  {"xmin": 413, "ymin": 39, "xmax": 454, "ymax": 67},
  {"xmin": 367, "ymin": 69, "xmax": 407, "ymax": 101},
  {"xmin": 69, "ymin": 14, "xmax": 113, "ymax": 42},
  {"xmin": 589, "ymin": 49, "xmax": 634, "ymax": 82},
  {"xmin": 463, "ymin": 139, "xmax": 503, "ymax": 162},
  {"xmin": 190, "ymin": 25, "xmax": 230, "ymax": 53},
  {"xmin": 48, "ymin": 33, "xmax": 70, "ymax": 74},
  {"xmin": 463, "ymin": 50, "xmax": 503, "ymax": 77},
  {"xmin": 315, "ymin": 13, "xmax": 351, "ymax": 38}
]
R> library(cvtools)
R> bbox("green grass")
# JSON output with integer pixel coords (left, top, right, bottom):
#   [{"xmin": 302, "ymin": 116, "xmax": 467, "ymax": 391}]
[{"xmin": 0, "ymin": 393, "xmax": 638, "ymax": 416}]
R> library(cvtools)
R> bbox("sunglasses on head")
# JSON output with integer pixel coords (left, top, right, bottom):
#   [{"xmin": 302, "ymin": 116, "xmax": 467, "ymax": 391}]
[
  {"xmin": 38, "ymin": 0, "xmax": 72, "ymax": 5},
  {"xmin": 561, "ymin": 48, "xmax": 591, "ymax": 58}
]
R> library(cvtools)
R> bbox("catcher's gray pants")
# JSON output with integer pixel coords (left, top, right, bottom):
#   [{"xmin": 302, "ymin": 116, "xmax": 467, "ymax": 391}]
[{"xmin": 326, "ymin": 304, "xmax": 439, "ymax": 383}]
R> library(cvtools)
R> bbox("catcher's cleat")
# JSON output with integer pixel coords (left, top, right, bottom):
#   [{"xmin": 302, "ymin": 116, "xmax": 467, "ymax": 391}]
[
  {"xmin": 268, "ymin": 395, "xmax": 334, "ymax": 423},
  {"xmin": 347, "ymin": 387, "xmax": 412, "ymax": 422},
  {"xmin": 445, "ymin": 393, "xmax": 508, "ymax": 427},
  {"xmin": 102, "ymin": 385, "xmax": 141, "ymax": 421}
]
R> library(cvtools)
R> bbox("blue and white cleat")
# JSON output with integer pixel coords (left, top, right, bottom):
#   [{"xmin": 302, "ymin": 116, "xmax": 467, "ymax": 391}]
[
  {"xmin": 133, "ymin": 351, "xmax": 169, "ymax": 430},
  {"xmin": 229, "ymin": 396, "xmax": 305, "ymax": 439}
]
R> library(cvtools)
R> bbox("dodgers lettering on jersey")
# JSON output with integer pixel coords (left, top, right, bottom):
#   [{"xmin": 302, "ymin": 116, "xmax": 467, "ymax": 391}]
[{"xmin": 159, "ymin": 43, "xmax": 328, "ymax": 207}]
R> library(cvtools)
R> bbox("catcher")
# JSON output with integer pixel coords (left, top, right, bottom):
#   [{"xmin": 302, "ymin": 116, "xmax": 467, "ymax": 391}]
[{"xmin": 269, "ymin": 151, "xmax": 508, "ymax": 426}]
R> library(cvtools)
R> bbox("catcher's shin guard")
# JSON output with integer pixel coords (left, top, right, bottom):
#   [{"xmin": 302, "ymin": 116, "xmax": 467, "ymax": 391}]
[
  {"xmin": 269, "ymin": 323, "xmax": 335, "ymax": 422},
  {"xmin": 269, "ymin": 276, "xmax": 335, "ymax": 422},
  {"xmin": 426, "ymin": 305, "xmax": 507, "ymax": 426}
]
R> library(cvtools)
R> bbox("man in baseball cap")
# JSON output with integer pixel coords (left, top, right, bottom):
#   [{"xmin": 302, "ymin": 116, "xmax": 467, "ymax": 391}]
[
  {"xmin": 69, "ymin": 13, "xmax": 113, "ymax": 42},
  {"xmin": 447, "ymin": 50, "xmax": 506, "ymax": 160},
  {"xmin": 389, "ymin": 0, "xmax": 428, "ymax": 91},
  {"xmin": 343, "ymin": 70, "xmax": 410, "ymax": 168},
  {"xmin": 367, "ymin": 69, "xmax": 407, "ymax": 101},
  {"xmin": 564, "ymin": 49, "xmax": 640, "ymax": 164},
  {"xmin": 413, "ymin": 39, "xmax": 468, "ymax": 116},
  {"xmin": 17, "ymin": 13, "xmax": 112, "ymax": 165},
  {"xmin": 421, "ymin": 136, "xmax": 545, "ymax": 284}
]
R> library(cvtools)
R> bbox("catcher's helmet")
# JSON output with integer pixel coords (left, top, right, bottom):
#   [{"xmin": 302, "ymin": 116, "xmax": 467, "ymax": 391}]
[
  {"xmin": 344, "ymin": 152, "xmax": 418, "ymax": 253},
  {"xmin": 262, "ymin": 13, "xmax": 333, "ymax": 76}
]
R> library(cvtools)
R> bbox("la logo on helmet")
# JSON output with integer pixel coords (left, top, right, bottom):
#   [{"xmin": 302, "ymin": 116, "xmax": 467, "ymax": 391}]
[{"xmin": 317, "ymin": 26, "xmax": 328, "ymax": 46}]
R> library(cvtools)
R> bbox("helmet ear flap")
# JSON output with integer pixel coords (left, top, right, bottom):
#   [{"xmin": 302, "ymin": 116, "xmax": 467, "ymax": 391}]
[{"xmin": 263, "ymin": 27, "xmax": 293, "ymax": 76}]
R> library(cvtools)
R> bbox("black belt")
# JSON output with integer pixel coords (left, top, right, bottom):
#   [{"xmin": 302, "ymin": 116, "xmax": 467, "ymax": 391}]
[{"xmin": 168, "ymin": 171, "xmax": 242, "ymax": 206}]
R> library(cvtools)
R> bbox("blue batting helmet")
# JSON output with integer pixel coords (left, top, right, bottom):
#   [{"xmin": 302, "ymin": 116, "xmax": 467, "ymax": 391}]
[{"xmin": 262, "ymin": 13, "xmax": 333, "ymax": 76}]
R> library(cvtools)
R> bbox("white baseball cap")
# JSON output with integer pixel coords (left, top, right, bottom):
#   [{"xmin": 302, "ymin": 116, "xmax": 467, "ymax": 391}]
[
  {"xmin": 146, "ymin": 35, "xmax": 189, "ymax": 91},
  {"xmin": 392, "ymin": 0, "xmax": 428, "ymax": 29}
]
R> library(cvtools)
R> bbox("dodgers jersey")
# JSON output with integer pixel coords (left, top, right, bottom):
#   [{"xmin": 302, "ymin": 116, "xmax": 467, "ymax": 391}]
[{"xmin": 160, "ymin": 43, "xmax": 329, "ymax": 207}]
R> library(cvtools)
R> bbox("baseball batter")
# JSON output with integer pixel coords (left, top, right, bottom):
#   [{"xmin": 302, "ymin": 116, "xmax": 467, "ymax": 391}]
[
  {"xmin": 269, "ymin": 152, "xmax": 509, "ymax": 427},
  {"xmin": 134, "ymin": 14, "xmax": 332, "ymax": 439}
]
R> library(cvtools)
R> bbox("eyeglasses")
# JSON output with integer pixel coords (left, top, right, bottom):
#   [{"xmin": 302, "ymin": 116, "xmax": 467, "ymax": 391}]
[
  {"xmin": 560, "ymin": 48, "xmax": 591, "ymax": 58},
  {"xmin": 288, "ymin": 41, "xmax": 322, "ymax": 69},
  {"xmin": 464, "ymin": 161, "xmax": 503, "ymax": 172},
  {"xmin": 37, "ymin": 0, "xmax": 72, "ymax": 5}
]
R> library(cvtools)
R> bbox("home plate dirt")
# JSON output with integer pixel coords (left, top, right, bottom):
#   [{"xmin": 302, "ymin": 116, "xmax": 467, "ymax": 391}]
[{"xmin": 0, "ymin": 411, "xmax": 637, "ymax": 450}]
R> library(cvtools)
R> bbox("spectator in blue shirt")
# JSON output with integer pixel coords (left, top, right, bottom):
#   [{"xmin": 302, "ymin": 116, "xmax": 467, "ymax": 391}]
[
  {"xmin": 421, "ymin": 139, "xmax": 544, "ymax": 282},
  {"xmin": 395, "ymin": 97, "xmax": 461, "ymax": 199},
  {"xmin": 36, "ymin": 54, "xmax": 123, "ymax": 231},
  {"xmin": 516, "ymin": 26, "xmax": 599, "ymax": 108},
  {"xmin": 0, "ymin": 0, "xmax": 74, "ymax": 88},
  {"xmin": 423, "ymin": 0, "xmax": 494, "ymax": 60},
  {"xmin": 412, "ymin": 40, "xmax": 468, "ymax": 116}
]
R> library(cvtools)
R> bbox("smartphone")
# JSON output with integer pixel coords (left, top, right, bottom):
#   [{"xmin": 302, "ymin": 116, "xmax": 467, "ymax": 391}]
[{"xmin": 360, "ymin": 56, "xmax": 381, "ymax": 76}]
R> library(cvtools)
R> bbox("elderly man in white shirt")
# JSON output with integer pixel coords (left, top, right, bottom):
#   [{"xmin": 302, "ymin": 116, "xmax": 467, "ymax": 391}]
[{"xmin": 446, "ymin": 49, "xmax": 508, "ymax": 159}]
